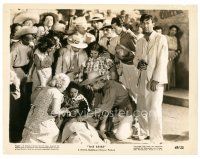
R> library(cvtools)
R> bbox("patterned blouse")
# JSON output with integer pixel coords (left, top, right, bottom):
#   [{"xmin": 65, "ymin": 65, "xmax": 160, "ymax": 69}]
[
  {"xmin": 84, "ymin": 56, "xmax": 113, "ymax": 77},
  {"xmin": 63, "ymin": 93, "xmax": 90, "ymax": 115}
]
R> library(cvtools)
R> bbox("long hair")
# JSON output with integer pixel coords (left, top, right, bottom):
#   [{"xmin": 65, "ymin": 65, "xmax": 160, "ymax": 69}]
[{"xmin": 168, "ymin": 25, "xmax": 182, "ymax": 53}]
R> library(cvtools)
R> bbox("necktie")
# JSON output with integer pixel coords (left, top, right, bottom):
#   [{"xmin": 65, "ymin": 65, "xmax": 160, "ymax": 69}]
[
  {"xmin": 73, "ymin": 53, "xmax": 79, "ymax": 73},
  {"xmin": 95, "ymin": 30, "xmax": 99, "ymax": 42},
  {"xmin": 107, "ymin": 37, "xmax": 111, "ymax": 46}
]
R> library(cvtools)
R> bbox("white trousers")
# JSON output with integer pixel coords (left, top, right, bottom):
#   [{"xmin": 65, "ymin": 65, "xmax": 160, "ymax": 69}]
[{"xmin": 137, "ymin": 84, "xmax": 164, "ymax": 143}]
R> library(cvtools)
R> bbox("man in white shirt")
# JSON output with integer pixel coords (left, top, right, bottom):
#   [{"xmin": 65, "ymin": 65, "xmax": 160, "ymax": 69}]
[{"xmin": 134, "ymin": 14, "xmax": 168, "ymax": 143}]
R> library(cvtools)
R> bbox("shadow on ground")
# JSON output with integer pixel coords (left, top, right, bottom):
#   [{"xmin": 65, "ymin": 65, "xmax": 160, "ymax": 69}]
[{"xmin": 163, "ymin": 131, "xmax": 189, "ymax": 142}]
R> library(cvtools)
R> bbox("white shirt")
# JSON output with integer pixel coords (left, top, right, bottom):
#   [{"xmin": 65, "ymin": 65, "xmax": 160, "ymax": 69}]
[
  {"xmin": 11, "ymin": 41, "xmax": 33, "ymax": 67},
  {"xmin": 55, "ymin": 45, "xmax": 88, "ymax": 75},
  {"xmin": 134, "ymin": 31, "xmax": 168, "ymax": 95}
]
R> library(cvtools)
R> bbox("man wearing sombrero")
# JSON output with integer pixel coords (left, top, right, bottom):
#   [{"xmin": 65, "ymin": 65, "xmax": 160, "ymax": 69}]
[
  {"xmin": 81, "ymin": 71, "xmax": 135, "ymax": 141},
  {"xmin": 55, "ymin": 34, "xmax": 88, "ymax": 82},
  {"xmin": 11, "ymin": 26, "xmax": 38, "ymax": 82}
]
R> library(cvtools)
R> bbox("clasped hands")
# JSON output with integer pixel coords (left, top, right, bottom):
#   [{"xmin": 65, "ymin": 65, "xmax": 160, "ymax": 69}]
[{"xmin": 137, "ymin": 59, "xmax": 148, "ymax": 71}]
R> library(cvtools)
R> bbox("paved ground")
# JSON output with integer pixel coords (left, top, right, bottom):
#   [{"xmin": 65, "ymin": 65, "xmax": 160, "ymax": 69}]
[{"xmin": 111, "ymin": 104, "xmax": 189, "ymax": 144}]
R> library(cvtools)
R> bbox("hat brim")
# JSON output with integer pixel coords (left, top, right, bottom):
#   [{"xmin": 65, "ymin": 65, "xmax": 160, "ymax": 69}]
[
  {"xmin": 40, "ymin": 12, "xmax": 59, "ymax": 23},
  {"xmin": 14, "ymin": 27, "xmax": 38, "ymax": 39},
  {"xmin": 88, "ymin": 18, "xmax": 105, "ymax": 22},
  {"xmin": 13, "ymin": 12, "xmax": 40, "ymax": 24},
  {"xmin": 81, "ymin": 75, "xmax": 105, "ymax": 86},
  {"xmin": 68, "ymin": 40, "xmax": 88, "ymax": 49},
  {"xmin": 100, "ymin": 25, "xmax": 112, "ymax": 30}
]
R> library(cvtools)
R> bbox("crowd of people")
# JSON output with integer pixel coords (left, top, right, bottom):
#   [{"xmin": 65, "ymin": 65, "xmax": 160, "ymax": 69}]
[{"xmin": 9, "ymin": 9, "xmax": 182, "ymax": 144}]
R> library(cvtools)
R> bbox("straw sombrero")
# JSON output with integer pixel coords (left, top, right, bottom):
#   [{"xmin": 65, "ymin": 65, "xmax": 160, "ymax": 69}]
[
  {"xmin": 67, "ymin": 34, "xmax": 88, "ymax": 49},
  {"xmin": 13, "ymin": 11, "xmax": 40, "ymax": 24},
  {"xmin": 81, "ymin": 71, "xmax": 105, "ymax": 86},
  {"xmin": 14, "ymin": 26, "xmax": 38, "ymax": 39}
]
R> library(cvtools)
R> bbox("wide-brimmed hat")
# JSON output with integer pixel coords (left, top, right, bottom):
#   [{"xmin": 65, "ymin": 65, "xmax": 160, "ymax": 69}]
[
  {"xmin": 89, "ymin": 13, "xmax": 105, "ymax": 22},
  {"xmin": 40, "ymin": 12, "xmax": 59, "ymax": 24},
  {"xmin": 52, "ymin": 22, "xmax": 66, "ymax": 34},
  {"xmin": 13, "ymin": 11, "xmax": 40, "ymax": 24},
  {"xmin": 81, "ymin": 71, "xmax": 105, "ymax": 86},
  {"xmin": 67, "ymin": 34, "xmax": 88, "ymax": 49},
  {"xmin": 14, "ymin": 26, "xmax": 38, "ymax": 39}
]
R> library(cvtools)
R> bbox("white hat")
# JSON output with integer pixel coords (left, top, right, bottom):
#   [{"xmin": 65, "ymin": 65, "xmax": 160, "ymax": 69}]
[
  {"xmin": 14, "ymin": 26, "xmax": 38, "ymax": 39},
  {"xmin": 67, "ymin": 34, "xmax": 88, "ymax": 49},
  {"xmin": 52, "ymin": 22, "xmax": 66, "ymax": 34},
  {"xmin": 13, "ymin": 11, "xmax": 40, "ymax": 24},
  {"xmin": 89, "ymin": 13, "xmax": 105, "ymax": 22}
]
